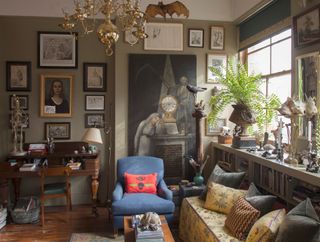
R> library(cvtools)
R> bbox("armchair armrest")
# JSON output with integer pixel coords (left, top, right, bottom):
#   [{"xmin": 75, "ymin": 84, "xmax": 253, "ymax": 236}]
[
  {"xmin": 112, "ymin": 181, "xmax": 124, "ymax": 201},
  {"xmin": 157, "ymin": 179, "xmax": 173, "ymax": 200}
]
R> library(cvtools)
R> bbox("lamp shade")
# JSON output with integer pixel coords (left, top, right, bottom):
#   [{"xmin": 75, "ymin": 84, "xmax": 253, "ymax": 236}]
[{"xmin": 82, "ymin": 128, "xmax": 103, "ymax": 144}]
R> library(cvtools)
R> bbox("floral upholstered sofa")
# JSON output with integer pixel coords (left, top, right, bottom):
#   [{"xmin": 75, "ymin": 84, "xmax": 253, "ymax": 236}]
[{"xmin": 179, "ymin": 196, "xmax": 242, "ymax": 242}]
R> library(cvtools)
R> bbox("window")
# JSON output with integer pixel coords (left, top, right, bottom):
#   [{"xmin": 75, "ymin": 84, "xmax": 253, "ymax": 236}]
[{"xmin": 240, "ymin": 28, "xmax": 292, "ymax": 140}]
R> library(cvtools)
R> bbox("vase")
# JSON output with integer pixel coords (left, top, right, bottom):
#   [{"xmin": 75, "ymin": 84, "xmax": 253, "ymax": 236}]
[{"xmin": 193, "ymin": 173, "xmax": 204, "ymax": 186}]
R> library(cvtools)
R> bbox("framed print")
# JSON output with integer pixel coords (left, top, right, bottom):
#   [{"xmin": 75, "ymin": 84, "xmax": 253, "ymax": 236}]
[
  {"xmin": 85, "ymin": 95, "xmax": 105, "ymax": 111},
  {"xmin": 210, "ymin": 26, "xmax": 224, "ymax": 50},
  {"xmin": 45, "ymin": 122, "xmax": 70, "ymax": 140},
  {"xmin": 207, "ymin": 53, "xmax": 227, "ymax": 83},
  {"xmin": 38, "ymin": 31, "xmax": 78, "ymax": 68},
  {"xmin": 188, "ymin": 28, "xmax": 204, "ymax": 48},
  {"xmin": 6, "ymin": 61, "xmax": 31, "ymax": 91},
  {"xmin": 83, "ymin": 63, "xmax": 107, "ymax": 92},
  {"xmin": 85, "ymin": 113, "xmax": 105, "ymax": 128},
  {"xmin": 293, "ymin": 4, "xmax": 320, "ymax": 48},
  {"xmin": 40, "ymin": 73, "xmax": 73, "ymax": 117},
  {"xmin": 205, "ymin": 118, "xmax": 226, "ymax": 136},
  {"xmin": 144, "ymin": 23, "xmax": 183, "ymax": 51},
  {"xmin": 9, "ymin": 95, "xmax": 28, "ymax": 110}
]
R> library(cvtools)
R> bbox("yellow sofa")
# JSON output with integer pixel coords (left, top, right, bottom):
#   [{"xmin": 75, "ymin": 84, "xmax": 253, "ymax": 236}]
[{"xmin": 179, "ymin": 196, "xmax": 242, "ymax": 242}]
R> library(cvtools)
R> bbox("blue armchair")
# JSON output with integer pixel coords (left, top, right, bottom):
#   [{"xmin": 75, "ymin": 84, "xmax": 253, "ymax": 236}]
[{"xmin": 111, "ymin": 156, "xmax": 175, "ymax": 230}]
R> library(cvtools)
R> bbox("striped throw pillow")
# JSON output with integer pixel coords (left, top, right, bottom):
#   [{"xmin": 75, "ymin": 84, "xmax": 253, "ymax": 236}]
[{"xmin": 225, "ymin": 197, "xmax": 261, "ymax": 240}]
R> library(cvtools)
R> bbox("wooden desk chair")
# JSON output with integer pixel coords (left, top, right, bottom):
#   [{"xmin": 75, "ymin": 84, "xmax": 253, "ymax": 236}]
[{"xmin": 40, "ymin": 166, "xmax": 72, "ymax": 226}]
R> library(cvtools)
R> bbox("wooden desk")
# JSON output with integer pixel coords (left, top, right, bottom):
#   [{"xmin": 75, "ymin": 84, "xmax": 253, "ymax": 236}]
[
  {"xmin": 0, "ymin": 142, "xmax": 100, "ymax": 216},
  {"xmin": 124, "ymin": 216, "xmax": 175, "ymax": 242}
]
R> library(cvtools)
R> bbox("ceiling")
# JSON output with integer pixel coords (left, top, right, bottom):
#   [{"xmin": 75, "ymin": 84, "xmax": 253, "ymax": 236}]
[{"xmin": 0, "ymin": 0, "xmax": 266, "ymax": 22}]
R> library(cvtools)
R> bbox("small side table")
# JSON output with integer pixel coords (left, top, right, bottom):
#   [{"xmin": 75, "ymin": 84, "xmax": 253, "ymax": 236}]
[{"xmin": 179, "ymin": 184, "xmax": 205, "ymax": 203}]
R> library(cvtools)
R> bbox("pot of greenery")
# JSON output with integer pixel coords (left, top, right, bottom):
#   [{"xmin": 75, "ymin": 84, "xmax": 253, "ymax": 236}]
[{"xmin": 208, "ymin": 58, "xmax": 279, "ymax": 148}]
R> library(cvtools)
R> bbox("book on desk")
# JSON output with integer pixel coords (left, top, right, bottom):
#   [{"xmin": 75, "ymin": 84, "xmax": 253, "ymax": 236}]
[
  {"xmin": 19, "ymin": 163, "xmax": 36, "ymax": 171},
  {"xmin": 132, "ymin": 215, "xmax": 164, "ymax": 242}
]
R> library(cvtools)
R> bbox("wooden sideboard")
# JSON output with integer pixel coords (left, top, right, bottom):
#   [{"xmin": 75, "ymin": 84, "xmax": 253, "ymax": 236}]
[
  {"xmin": 0, "ymin": 142, "xmax": 100, "ymax": 216},
  {"xmin": 211, "ymin": 142, "xmax": 320, "ymax": 212}
]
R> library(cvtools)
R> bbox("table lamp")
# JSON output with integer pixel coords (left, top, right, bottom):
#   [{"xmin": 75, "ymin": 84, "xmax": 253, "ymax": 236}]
[{"xmin": 82, "ymin": 128, "xmax": 103, "ymax": 153}]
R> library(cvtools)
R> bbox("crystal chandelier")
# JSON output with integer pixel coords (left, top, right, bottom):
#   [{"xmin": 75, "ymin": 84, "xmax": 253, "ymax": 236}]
[{"xmin": 59, "ymin": 0, "xmax": 148, "ymax": 56}]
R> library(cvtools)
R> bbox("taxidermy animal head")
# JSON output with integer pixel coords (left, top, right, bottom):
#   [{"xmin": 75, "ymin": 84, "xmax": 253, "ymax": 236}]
[{"xmin": 145, "ymin": 1, "xmax": 189, "ymax": 19}]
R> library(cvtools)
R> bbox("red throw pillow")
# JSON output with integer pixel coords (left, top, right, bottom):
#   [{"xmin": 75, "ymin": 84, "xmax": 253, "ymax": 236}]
[{"xmin": 124, "ymin": 172, "xmax": 157, "ymax": 194}]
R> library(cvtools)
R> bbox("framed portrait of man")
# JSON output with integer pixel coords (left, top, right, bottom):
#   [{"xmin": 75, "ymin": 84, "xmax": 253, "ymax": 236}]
[
  {"xmin": 40, "ymin": 73, "xmax": 73, "ymax": 118},
  {"xmin": 6, "ymin": 61, "xmax": 31, "ymax": 91},
  {"xmin": 83, "ymin": 63, "xmax": 107, "ymax": 92}
]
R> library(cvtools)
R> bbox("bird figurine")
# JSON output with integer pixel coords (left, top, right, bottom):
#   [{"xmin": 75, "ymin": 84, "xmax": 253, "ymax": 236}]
[{"xmin": 186, "ymin": 84, "xmax": 207, "ymax": 100}]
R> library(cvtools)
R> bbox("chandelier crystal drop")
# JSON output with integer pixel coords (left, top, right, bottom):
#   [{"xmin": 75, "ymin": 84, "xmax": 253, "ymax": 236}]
[{"xmin": 59, "ymin": 0, "xmax": 148, "ymax": 56}]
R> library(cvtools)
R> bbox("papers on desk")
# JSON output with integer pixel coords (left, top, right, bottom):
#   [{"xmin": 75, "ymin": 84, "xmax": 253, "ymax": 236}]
[
  {"xmin": 19, "ymin": 163, "xmax": 36, "ymax": 171},
  {"xmin": 67, "ymin": 162, "xmax": 81, "ymax": 170}
]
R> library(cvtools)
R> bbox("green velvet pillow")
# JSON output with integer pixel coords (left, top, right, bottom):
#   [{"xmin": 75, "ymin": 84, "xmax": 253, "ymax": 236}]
[
  {"xmin": 275, "ymin": 198, "xmax": 320, "ymax": 242},
  {"xmin": 245, "ymin": 183, "xmax": 277, "ymax": 217},
  {"xmin": 199, "ymin": 164, "xmax": 246, "ymax": 200}
]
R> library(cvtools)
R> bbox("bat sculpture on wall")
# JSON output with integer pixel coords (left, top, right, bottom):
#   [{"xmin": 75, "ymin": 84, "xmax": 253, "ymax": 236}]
[{"xmin": 145, "ymin": 1, "xmax": 189, "ymax": 19}]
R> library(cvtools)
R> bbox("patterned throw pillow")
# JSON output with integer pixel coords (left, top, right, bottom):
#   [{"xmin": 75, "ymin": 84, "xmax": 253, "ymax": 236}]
[
  {"xmin": 225, "ymin": 197, "xmax": 261, "ymax": 240},
  {"xmin": 203, "ymin": 182, "xmax": 247, "ymax": 214},
  {"xmin": 246, "ymin": 209, "xmax": 286, "ymax": 242},
  {"xmin": 199, "ymin": 164, "xmax": 246, "ymax": 200},
  {"xmin": 124, "ymin": 172, "xmax": 157, "ymax": 194}
]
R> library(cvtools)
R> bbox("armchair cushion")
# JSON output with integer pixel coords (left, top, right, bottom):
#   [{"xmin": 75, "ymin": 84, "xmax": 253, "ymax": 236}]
[
  {"xmin": 125, "ymin": 172, "xmax": 157, "ymax": 194},
  {"xmin": 112, "ymin": 181, "xmax": 124, "ymax": 201},
  {"xmin": 112, "ymin": 193, "xmax": 175, "ymax": 216}
]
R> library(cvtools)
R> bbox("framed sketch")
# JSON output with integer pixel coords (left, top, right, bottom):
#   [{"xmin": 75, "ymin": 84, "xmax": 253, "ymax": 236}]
[
  {"xmin": 85, "ymin": 113, "xmax": 105, "ymax": 128},
  {"xmin": 210, "ymin": 26, "xmax": 224, "ymax": 50},
  {"xmin": 293, "ymin": 4, "xmax": 320, "ymax": 48},
  {"xmin": 6, "ymin": 61, "xmax": 31, "ymax": 91},
  {"xmin": 45, "ymin": 122, "xmax": 70, "ymax": 140},
  {"xmin": 144, "ymin": 23, "xmax": 183, "ymax": 51},
  {"xmin": 83, "ymin": 63, "xmax": 107, "ymax": 92},
  {"xmin": 207, "ymin": 54, "xmax": 227, "ymax": 83},
  {"xmin": 188, "ymin": 28, "xmax": 204, "ymax": 48},
  {"xmin": 40, "ymin": 73, "xmax": 73, "ymax": 117},
  {"xmin": 205, "ymin": 118, "xmax": 226, "ymax": 136},
  {"xmin": 38, "ymin": 31, "xmax": 78, "ymax": 68},
  {"xmin": 85, "ymin": 95, "xmax": 105, "ymax": 111},
  {"xmin": 9, "ymin": 95, "xmax": 28, "ymax": 110}
]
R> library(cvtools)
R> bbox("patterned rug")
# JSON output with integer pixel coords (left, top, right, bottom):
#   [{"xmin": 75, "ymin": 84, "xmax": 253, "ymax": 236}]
[{"xmin": 70, "ymin": 233, "xmax": 124, "ymax": 242}]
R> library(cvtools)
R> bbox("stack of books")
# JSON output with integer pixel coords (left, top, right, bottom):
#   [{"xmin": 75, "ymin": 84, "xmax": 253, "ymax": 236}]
[
  {"xmin": 19, "ymin": 163, "xmax": 36, "ymax": 171},
  {"xmin": 132, "ymin": 215, "xmax": 164, "ymax": 242},
  {"xmin": 67, "ymin": 162, "xmax": 81, "ymax": 170}
]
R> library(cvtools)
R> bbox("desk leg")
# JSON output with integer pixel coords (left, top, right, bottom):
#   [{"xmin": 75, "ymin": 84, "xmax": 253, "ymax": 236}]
[
  {"xmin": 0, "ymin": 178, "xmax": 9, "ymax": 207},
  {"xmin": 91, "ymin": 175, "xmax": 99, "ymax": 216},
  {"xmin": 12, "ymin": 178, "xmax": 21, "ymax": 204}
]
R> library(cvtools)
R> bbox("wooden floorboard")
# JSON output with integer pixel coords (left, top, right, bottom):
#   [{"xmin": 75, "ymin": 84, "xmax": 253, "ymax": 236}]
[{"xmin": 0, "ymin": 205, "xmax": 116, "ymax": 242}]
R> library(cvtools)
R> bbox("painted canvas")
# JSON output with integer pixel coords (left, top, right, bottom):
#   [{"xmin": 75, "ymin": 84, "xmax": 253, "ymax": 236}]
[{"xmin": 128, "ymin": 54, "xmax": 196, "ymax": 160}]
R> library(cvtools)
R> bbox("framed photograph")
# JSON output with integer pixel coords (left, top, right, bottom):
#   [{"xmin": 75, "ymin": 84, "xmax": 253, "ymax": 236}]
[
  {"xmin": 144, "ymin": 23, "xmax": 183, "ymax": 51},
  {"xmin": 38, "ymin": 31, "xmax": 78, "ymax": 68},
  {"xmin": 207, "ymin": 54, "xmax": 227, "ymax": 83},
  {"xmin": 188, "ymin": 28, "xmax": 204, "ymax": 48},
  {"xmin": 40, "ymin": 73, "xmax": 73, "ymax": 117},
  {"xmin": 205, "ymin": 118, "xmax": 226, "ymax": 136},
  {"xmin": 210, "ymin": 26, "xmax": 224, "ymax": 50},
  {"xmin": 293, "ymin": 4, "xmax": 320, "ymax": 48},
  {"xmin": 6, "ymin": 61, "xmax": 31, "ymax": 91},
  {"xmin": 85, "ymin": 95, "xmax": 105, "ymax": 111},
  {"xmin": 83, "ymin": 63, "xmax": 107, "ymax": 92},
  {"xmin": 9, "ymin": 95, "xmax": 28, "ymax": 110},
  {"xmin": 85, "ymin": 113, "xmax": 105, "ymax": 128},
  {"xmin": 45, "ymin": 122, "xmax": 70, "ymax": 140}
]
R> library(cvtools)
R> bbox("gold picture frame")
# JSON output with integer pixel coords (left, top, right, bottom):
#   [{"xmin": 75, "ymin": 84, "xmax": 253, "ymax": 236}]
[{"xmin": 40, "ymin": 73, "xmax": 73, "ymax": 117}]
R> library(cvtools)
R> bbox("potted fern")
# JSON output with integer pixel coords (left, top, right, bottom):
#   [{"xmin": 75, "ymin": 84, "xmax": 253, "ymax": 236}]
[{"xmin": 208, "ymin": 58, "xmax": 279, "ymax": 147}]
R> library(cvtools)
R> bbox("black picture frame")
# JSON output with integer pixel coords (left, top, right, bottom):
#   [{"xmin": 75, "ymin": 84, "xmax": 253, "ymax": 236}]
[
  {"xmin": 6, "ymin": 61, "xmax": 31, "ymax": 91},
  {"xmin": 83, "ymin": 63, "xmax": 107, "ymax": 92},
  {"xmin": 85, "ymin": 95, "xmax": 105, "ymax": 111},
  {"xmin": 9, "ymin": 95, "xmax": 29, "ymax": 110},
  {"xmin": 85, "ymin": 113, "xmax": 105, "ymax": 128},
  {"xmin": 188, "ymin": 28, "xmax": 204, "ymax": 48},
  {"xmin": 293, "ymin": 4, "xmax": 320, "ymax": 48},
  {"xmin": 38, "ymin": 31, "xmax": 78, "ymax": 68},
  {"xmin": 44, "ymin": 122, "xmax": 71, "ymax": 140}
]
